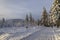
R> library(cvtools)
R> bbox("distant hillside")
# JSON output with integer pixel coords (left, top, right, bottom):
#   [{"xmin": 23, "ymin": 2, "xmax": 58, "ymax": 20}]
[
  {"xmin": 0, "ymin": 19, "xmax": 25, "ymax": 27},
  {"xmin": 7, "ymin": 19, "xmax": 24, "ymax": 23}
]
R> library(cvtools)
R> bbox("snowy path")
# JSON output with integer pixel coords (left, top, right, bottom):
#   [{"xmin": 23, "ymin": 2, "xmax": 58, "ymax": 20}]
[
  {"xmin": 6, "ymin": 26, "xmax": 44, "ymax": 40},
  {"xmin": 0, "ymin": 26, "xmax": 44, "ymax": 40},
  {"xmin": 53, "ymin": 27, "xmax": 60, "ymax": 40},
  {"xmin": 21, "ymin": 27, "xmax": 55, "ymax": 40},
  {"xmin": 0, "ymin": 26, "xmax": 60, "ymax": 40}
]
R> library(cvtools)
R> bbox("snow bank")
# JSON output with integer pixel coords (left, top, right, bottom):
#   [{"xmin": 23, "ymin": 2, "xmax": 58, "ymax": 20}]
[
  {"xmin": 0, "ymin": 26, "xmax": 42, "ymax": 40},
  {"xmin": 21, "ymin": 27, "xmax": 55, "ymax": 40}
]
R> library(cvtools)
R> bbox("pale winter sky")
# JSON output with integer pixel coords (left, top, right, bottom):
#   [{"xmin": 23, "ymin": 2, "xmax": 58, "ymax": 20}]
[{"xmin": 0, "ymin": 0, "xmax": 53, "ymax": 19}]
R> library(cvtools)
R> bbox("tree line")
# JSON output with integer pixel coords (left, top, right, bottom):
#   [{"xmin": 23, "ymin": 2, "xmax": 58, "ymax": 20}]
[
  {"xmin": 1, "ymin": 7, "xmax": 59, "ymax": 27},
  {"xmin": 25, "ymin": 7, "xmax": 49, "ymax": 27}
]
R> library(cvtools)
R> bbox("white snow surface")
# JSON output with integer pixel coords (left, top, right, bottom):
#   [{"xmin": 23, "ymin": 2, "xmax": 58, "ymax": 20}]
[
  {"xmin": 21, "ymin": 27, "xmax": 55, "ymax": 40},
  {"xmin": 0, "ymin": 26, "xmax": 60, "ymax": 40},
  {"xmin": 0, "ymin": 26, "xmax": 42, "ymax": 40}
]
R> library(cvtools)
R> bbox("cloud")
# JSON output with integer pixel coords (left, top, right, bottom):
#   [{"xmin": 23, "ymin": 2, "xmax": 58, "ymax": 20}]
[{"xmin": 0, "ymin": 0, "xmax": 53, "ymax": 19}]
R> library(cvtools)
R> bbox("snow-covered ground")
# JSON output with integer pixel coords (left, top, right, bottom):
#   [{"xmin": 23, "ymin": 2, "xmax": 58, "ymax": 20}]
[
  {"xmin": 0, "ymin": 26, "xmax": 43, "ymax": 40},
  {"xmin": 21, "ymin": 27, "xmax": 55, "ymax": 40},
  {"xmin": 53, "ymin": 27, "xmax": 60, "ymax": 40},
  {"xmin": 0, "ymin": 26, "xmax": 60, "ymax": 40}
]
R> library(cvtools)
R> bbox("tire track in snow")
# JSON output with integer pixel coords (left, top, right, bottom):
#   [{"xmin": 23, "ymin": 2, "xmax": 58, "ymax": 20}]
[
  {"xmin": 20, "ymin": 27, "xmax": 46, "ymax": 40},
  {"xmin": 5, "ymin": 26, "xmax": 44, "ymax": 40}
]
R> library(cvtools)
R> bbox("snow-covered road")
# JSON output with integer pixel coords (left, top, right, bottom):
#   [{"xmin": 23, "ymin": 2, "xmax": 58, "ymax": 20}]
[
  {"xmin": 0, "ymin": 26, "xmax": 60, "ymax": 40},
  {"xmin": 21, "ymin": 27, "xmax": 56, "ymax": 40},
  {"xmin": 0, "ymin": 26, "xmax": 44, "ymax": 40}
]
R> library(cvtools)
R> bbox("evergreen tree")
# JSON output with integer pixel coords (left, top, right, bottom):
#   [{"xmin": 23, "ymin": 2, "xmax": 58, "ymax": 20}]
[
  {"xmin": 37, "ymin": 19, "xmax": 40, "ymax": 26},
  {"xmin": 41, "ymin": 7, "xmax": 48, "ymax": 26},
  {"xmin": 2, "ymin": 18, "xmax": 5, "ymax": 23},
  {"xmin": 26, "ymin": 14, "xmax": 29, "ymax": 22},
  {"xmin": 29, "ymin": 13, "xmax": 33, "ymax": 23},
  {"xmin": 25, "ymin": 14, "xmax": 29, "ymax": 28},
  {"xmin": 1, "ymin": 18, "xmax": 5, "ymax": 27},
  {"xmin": 56, "ymin": 9, "xmax": 60, "ymax": 28},
  {"xmin": 29, "ymin": 13, "xmax": 35, "ymax": 25}
]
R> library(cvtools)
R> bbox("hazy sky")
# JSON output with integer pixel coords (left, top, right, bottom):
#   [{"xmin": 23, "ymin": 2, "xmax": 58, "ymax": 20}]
[{"xmin": 0, "ymin": 0, "xmax": 53, "ymax": 19}]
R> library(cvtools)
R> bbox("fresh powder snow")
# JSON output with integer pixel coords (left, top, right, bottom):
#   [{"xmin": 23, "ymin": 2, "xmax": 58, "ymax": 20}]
[{"xmin": 0, "ymin": 26, "xmax": 60, "ymax": 40}]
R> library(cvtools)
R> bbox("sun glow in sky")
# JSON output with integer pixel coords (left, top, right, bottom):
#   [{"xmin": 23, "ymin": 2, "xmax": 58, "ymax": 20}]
[{"xmin": 0, "ymin": 0, "xmax": 53, "ymax": 19}]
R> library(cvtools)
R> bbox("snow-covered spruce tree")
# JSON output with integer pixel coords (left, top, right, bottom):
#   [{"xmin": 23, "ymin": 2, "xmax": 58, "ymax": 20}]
[
  {"xmin": 56, "ymin": 9, "xmax": 60, "ymax": 28},
  {"xmin": 25, "ymin": 14, "xmax": 29, "ymax": 22},
  {"xmin": 25, "ymin": 14, "xmax": 29, "ymax": 28},
  {"xmin": 3, "ymin": 18, "xmax": 5, "ymax": 23},
  {"xmin": 29, "ymin": 13, "xmax": 34, "ymax": 25},
  {"xmin": 29, "ymin": 13, "xmax": 33, "ymax": 22},
  {"xmin": 37, "ymin": 19, "xmax": 40, "ymax": 26},
  {"xmin": 1, "ymin": 18, "xmax": 5, "ymax": 27},
  {"xmin": 50, "ymin": 0, "xmax": 60, "ymax": 27},
  {"xmin": 41, "ymin": 7, "xmax": 49, "ymax": 26},
  {"xmin": 32, "ymin": 18, "xmax": 35, "ymax": 25},
  {"xmin": 38, "ymin": 19, "xmax": 42, "ymax": 25}
]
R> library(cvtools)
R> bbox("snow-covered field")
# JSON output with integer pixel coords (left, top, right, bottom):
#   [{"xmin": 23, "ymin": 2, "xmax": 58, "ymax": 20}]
[
  {"xmin": 20, "ymin": 27, "xmax": 60, "ymax": 40},
  {"xmin": 0, "ymin": 26, "xmax": 43, "ymax": 40},
  {"xmin": 21, "ymin": 27, "xmax": 55, "ymax": 40},
  {"xmin": 0, "ymin": 26, "xmax": 60, "ymax": 40}
]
